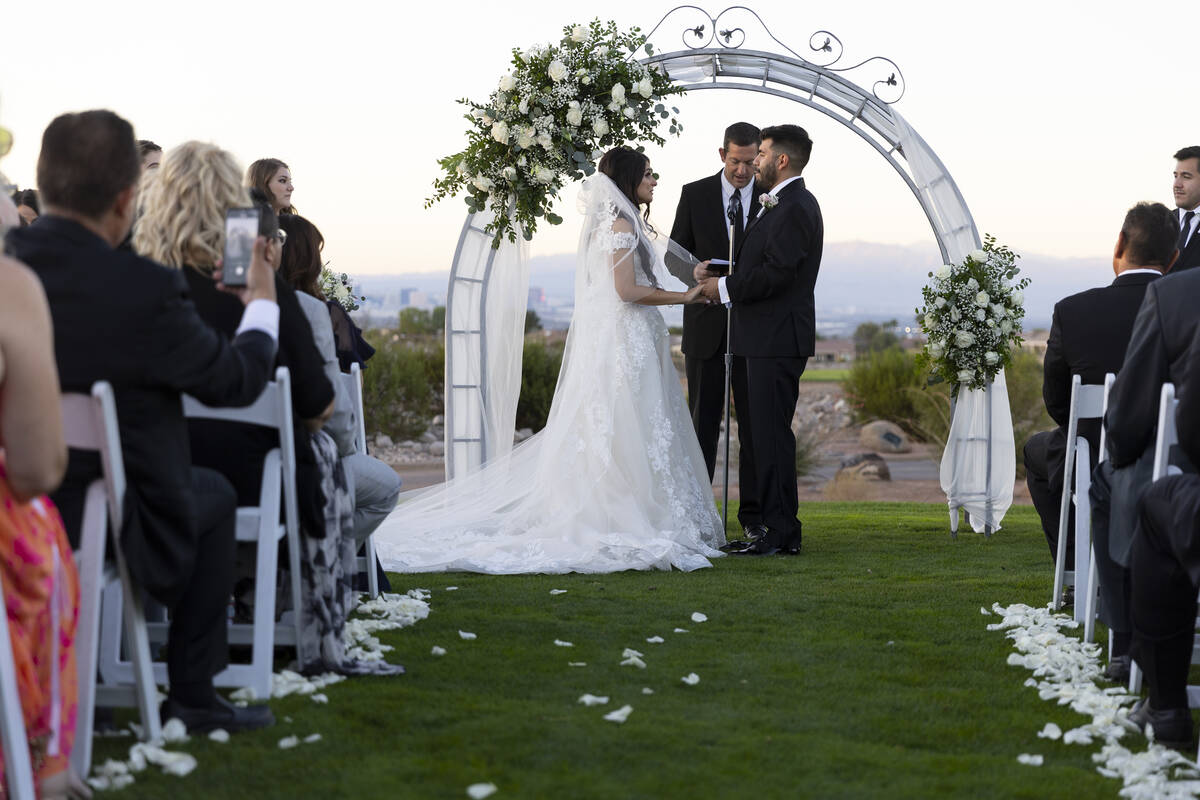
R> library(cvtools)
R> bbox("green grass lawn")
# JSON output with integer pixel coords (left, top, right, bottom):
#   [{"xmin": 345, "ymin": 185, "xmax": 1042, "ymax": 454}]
[
  {"xmin": 801, "ymin": 368, "xmax": 850, "ymax": 382},
  {"xmin": 92, "ymin": 504, "xmax": 1118, "ymax": 799}
]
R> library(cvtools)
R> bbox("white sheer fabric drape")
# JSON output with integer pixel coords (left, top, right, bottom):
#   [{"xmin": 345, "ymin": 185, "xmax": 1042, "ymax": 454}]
[{"xmin": 893, "ymin": 110, "xmax": 1014, "ymax": 532}]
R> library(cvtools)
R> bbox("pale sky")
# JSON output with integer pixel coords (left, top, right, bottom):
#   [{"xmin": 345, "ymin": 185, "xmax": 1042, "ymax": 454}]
[{"xmin": 2, "ymin": 0, "xmax": 1192, "ymax": 278}]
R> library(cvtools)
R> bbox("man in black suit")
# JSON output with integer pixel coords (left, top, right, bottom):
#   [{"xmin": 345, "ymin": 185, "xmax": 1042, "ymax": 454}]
[
  {"xmin": 699, "ymin": 124, "xmax": 823, "ymax": 555},
  {"xmin": 668, "ymin": 122, "xmax": 764, "ymax": 539},
  {"xmin": 4, "ymin": 110, "xmax": 279, "ymax": 733},
  {"xmin": 1171, "ymin": 145, "xmax": 1200, "ymax": 272},
  {"xmin": 1023, "ymin": 205, "xmax": 1165, "ymax": 571},
  {"xmin": 1125, "ymin": 323, "xmax": 1200, "ymax": 747},
  {"xmin": 1090, "ymin": 203, "xmax": 1193, "ymax": 683}
]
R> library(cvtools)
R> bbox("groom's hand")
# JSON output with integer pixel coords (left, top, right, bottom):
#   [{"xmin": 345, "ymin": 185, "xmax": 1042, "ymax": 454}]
[
  {"xmin": 699, "ymin": 277, "xmax": 722, "ymax": 301},
  {"xmin": 693, "ymin": 260, "xmax": 716, "ymax": 283}
]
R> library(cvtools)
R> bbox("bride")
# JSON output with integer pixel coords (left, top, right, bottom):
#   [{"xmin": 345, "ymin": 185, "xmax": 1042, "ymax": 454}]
[{"xmin": 371, "ymin": 146, "xmax": 725, "ymax": 573}]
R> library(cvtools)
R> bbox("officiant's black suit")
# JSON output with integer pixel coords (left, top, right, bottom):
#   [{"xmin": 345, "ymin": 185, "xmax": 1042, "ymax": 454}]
[
  {"xmin": 6, "ymin": 216, "xmax": 276, "ymax": 696},
  {"xmin": 725, "ymin": 177, "xmax": 823, "ymax": 550},
  {"xmin": 1172, "ymin": 207, "xmax": 1200, "ymax": 272},
  {"xmin": 669, "ymin": 172, "xmax": 763, "ymax": 526},
  {"xmin": 1023, "ymin": 271, "xmax": 1160, "ymax": 566}
]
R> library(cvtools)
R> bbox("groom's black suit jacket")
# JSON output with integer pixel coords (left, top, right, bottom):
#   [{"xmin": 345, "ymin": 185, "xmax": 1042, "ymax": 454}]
[
  {"xmin": 1172, "ymin": 208, "xmax": 1200, "ymax": 272},
  {"xmin": 726, "ymin": 177, "xmax": 823, "ymax": 357},
  {"xmin": 669, "ymin": 172, "xmax": 762, "ymax": 359}
]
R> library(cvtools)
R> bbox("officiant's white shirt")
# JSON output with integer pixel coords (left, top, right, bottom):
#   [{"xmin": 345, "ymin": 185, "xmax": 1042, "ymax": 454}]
[
  {"xmin": 717, "ymin": 175, "xmax": 804, "ymax": 304},
  {"xmin": 720, "ymin": 173, "xmax": 754, "ymax": 230}
]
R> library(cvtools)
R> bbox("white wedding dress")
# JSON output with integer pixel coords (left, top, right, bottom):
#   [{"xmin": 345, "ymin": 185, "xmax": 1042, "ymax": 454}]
[{"xmin": 371, "ymin": 174, "xmax": 725, "ymax": 574}]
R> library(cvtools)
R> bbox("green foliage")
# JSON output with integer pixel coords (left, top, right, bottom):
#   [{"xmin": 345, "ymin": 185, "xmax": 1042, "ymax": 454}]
[
  {"xmin": 396, "ymin": 306, "xmax": 446, "ymax": 336},
  {"xmin": 524, "ymin": 309, "xmax": 543, "ymax": 334},
  {"xmin": 794, "ymin": 425, "xmax": 820, "ymax": 478},
  {"xmin": 843, "ymin": 347, "xmax": 925, "ymax": 436},
  {"xmin": 515, "ymin": 338, "xmax": 564, "ymax": 432},
  {"xmin": 360, "ymin": 332, "xmax": 444, "ymax": 441},
  {"xmin": 852, "ymin": 319, "xmax": 899, "ymax": 357}
]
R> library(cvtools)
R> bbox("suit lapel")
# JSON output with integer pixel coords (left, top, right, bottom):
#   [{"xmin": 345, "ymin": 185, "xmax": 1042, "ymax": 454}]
[{"xmin": 708, "ymin": 173, "xmax": 731, "ymax": 254}]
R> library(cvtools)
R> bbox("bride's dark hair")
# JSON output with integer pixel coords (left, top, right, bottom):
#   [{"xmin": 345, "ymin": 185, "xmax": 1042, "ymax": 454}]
[{"xmin": 598, "ymin": 146, "xmax": 652, "ymax": 222}]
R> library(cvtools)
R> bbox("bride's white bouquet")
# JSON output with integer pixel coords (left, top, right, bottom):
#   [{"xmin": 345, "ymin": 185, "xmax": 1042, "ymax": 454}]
[
  {"xmin": 320, "ymin": 264, "xmax": 363, "ymax": 312},
  {"xmin": 426, "ymin": 19, "xmax": 684, "ymax": 248},
  {"xmin": 915, "ymin": 236, "xmax": 1030, "ymax": 392}
]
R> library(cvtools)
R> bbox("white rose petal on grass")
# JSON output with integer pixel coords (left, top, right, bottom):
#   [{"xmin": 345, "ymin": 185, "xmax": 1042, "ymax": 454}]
[
  {"xmin": 1016, "ymin": 754, "xmax": 1043, "ymax": 766},
  {"xmin": 578, "ymin": 694, "xmax": 609, "ymax": 706},
  {"xmin": 549, "ymin": 589, "xmax": 568, "ymax": 595},
  {"xmin": 304, "ymin": 733, "xmax": 323, "ymax": 744},
  {"xmin": 603, "ymin": 705, "xmax": 633, "ymax": 723},
  {"xmin": 1037, "ymin": 723, "xmax": 1062, "ymax": 740},
  {"xmin": 980, "ymin": 607, "xmax": 991, "ymax": 615},
  {"xmin": 642, "ymin": 687, "xmax": 654, "ymax": 695},
  {"xmin": 278, "ymin": 735, "xmax": 300, "ymax": 749},
  {"xmin": 681, "ymin": 673, "xmax": 701, "ymax": 686},
  {"xmin": 310, "ymin": 693, "xmax": 328, "ymax": 704},
  {"xmin": 691, "ymin": 612, "xmax": 708, "ymax": 623},
  {"xmin": 445, "ymin": 586, "xmax": 459, "ymax": 591},
  {"xmin": 674, "ymin": 628, "xmax": 689, "ymax": 634},
  {"xmin": 646, "ymin": 636, "xmax": 664, "ymax": 644},
  {"xmin": 161, "ymin": 717, "xmax": 189, "ymax": 743},
  {"xmin": 431, "ymin": 646, "xmax": 447, "ymax": 656},
  {"xmin": 621, "ymin": 655, "xmax": 647, "ymax": 669},
  {"xmin": 208, "ymin": 729, "xmax": 230, "ymax": 743},
  {"xmin": 459, "ymin": 630, "xmax": 477, "ymax": 640},
  {"xmin": 567, "ymin": 662, "xmax": 587, "ymax": 667},
  {"xmin": 467, "ymin": 783, "xmax": 498, "ymax": 799},
  {"xmin": 554, "ymin": 640, "xmax": 574, "ymax": 647}
]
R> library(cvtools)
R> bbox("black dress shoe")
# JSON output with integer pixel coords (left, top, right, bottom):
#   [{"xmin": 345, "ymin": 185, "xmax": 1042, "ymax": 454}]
[
  {"xmin": 720, "ymin": 524, "xmax": 768, "ymax": 552},
  {"xmin": 161, "ymin": 693, "xmax": 275, "ymax": 734},
  {"xmin": 1102, "ymin": 655, "xmax": 1131, "ymax": 684},
  {"xmin": 1127, "ymin": 698, "xmax": 1194, "ymax": 748}
]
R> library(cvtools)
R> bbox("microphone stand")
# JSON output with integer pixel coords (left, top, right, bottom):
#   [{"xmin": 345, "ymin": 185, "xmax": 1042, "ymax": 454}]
[{"xmin": 720, "ymin": 204, "xmax": 737, "ymax": 534}]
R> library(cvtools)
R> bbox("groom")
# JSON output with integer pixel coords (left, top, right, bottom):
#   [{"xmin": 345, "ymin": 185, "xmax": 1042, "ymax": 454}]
[{"xmin": 699, "ymin": 124, "xmax": 824, "ymax": 555}]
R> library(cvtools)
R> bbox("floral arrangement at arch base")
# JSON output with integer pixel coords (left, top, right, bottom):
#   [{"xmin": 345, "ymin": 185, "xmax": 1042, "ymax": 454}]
[
  {"xmin": 915, "ymin": 236, "xmax": 1031, "ymax": 392},
  {"xmin": 425, "ymin": 20, "xmax": 685, "ymax": 248}
]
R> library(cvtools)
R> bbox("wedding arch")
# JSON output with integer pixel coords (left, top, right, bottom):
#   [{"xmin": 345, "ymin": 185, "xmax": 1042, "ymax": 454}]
[{"xmin": 443, "ymin": 6, "xmax": 982, "ymax": 479}]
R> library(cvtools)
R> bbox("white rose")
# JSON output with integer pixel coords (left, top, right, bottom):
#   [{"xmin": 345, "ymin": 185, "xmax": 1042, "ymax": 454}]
[
  {"xmin": 934, "ymin": 296, "xmax": 947, "ymax": 309},
  {"xmin": 518, "ymin": 97, "xmax": 529, "ymax": 115},
  {"xmin": 491, "ymin": 121, "xmax": 510, "ymax": 144},
  {"xmin": 471, "ymin": 108, "xmax": 486, "ymax": 120},
  {"xmin": 570, "ymin": 25, "xmax": 587, "ymax": 43},
  {"xmin": 924, "ymin": 314, "xmax": 935, "ymax": 329},
  {"xmin": 1000, "ymin": 319, "xmax": 1012, "ymax": 334},
  {"xmin": 606, "ymin": 102, "xmax": 620, "ymax": 113},
  {"xmin": 934, "ymin": 264, "xmax": 953, "ymax": 280},
  {"xmin": 954, "ymin": 330, "xmax": 975, "ymax": 348},
  {"xmin": 592, "ymin": 118, "xmax": 609, "ymax": 136},
  {"xmin": 966, "ymin": 277, "xmax": 979, "ymax": 291},
  {"xmin": 637, "ymin": 78, "xmax": 654, "ymax": 98},
  {"xmin": 471, "ymin": 175, "xmax": 493, "ymax": 192},
  {"xmin": 596, "ymin": 45, "xmax": 609, "ymax": 57},
  {"xmin": 455, "ymin": 162, "xmax": 469, "ymax": 176},
  {"xmin": 969, "ymin": 249, "xmax": 988, "ymax": 264},
  {"xmin": 957, "ymin": 369, "xmax": 975, "ymax": 384},
  {"xmin": 581, "ymin": 76, "xmax": 592, "ymax": 85},
  {"xmin": 975, "ymin": 309, "xmax": 986, "ymax": 321},
  {"xmin": 611, "ymin": 83, "xmax": 626, "ymax": 103},
  {"xmin": 502, "ymin": 166, "xmax": 517, "ymax": 181},
  {"xmin": 534, "ymin": 165, "xmax": 555, "ymax": 184},
  {"xmin": 566, "ymin": 106, "xmax": 584, "ymax": 127},
  {"xmin": 928, "ymin": 340, "xmax": 945, "ymax": 358},
  {"xmin": 517, "ymin": 126, "xmax": 536, "ymax": 149},
  {"xmin": 548, "ymin": 60, "xmax": 568, "ymax": 83},
  {"xmin": 949, "ymin": 306, "xmax": 961, "ymax": 322},
  {"xmin": 499, "ymin": 74, "xmax": 516, "ymax": 92},
  {"xmin": 537, "ymin": 132, "xmax": 553, "ymax": 150},
  {"xmin": 991, "ymin": 303, "xmax": 1006, "ymax": 318},
  {"xmin": 985, "ymin": 317, "xmax": 996, "ymax": 328},
  {"xmin": 623, "ymin": 107, "xmax": 636, "ymax": 119},
  {"xmin": 974, "ymin": 291, "xmax": 990, "ymax": 306},
  {"xmin": 984, "ymin": 351, "xmax": 999, "ymax": 365},
  {"xmin": 1011, "ymin": 290, "xmax": 1024, "ymax": 306}
]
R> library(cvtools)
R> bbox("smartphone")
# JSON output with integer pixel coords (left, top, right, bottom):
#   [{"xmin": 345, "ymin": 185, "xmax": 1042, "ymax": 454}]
[
  {"xmin": 222, "ymin": 207, "xmax": 261, "ymax": 287},
  {"xmin": 709, "ymin": 258, "xmax": 731, "ymax": 276}
]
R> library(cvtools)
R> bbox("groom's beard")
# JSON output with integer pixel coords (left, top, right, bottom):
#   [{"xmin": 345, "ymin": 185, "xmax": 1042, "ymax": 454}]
[{"xmin": 756, "ymin": 162, "xmax": 777, "ymax": 191}]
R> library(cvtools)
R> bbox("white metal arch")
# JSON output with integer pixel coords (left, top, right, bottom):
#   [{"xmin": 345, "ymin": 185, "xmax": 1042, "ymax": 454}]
[{"xmin": 444, "ymin": 39, "xmax": 980, "ymax": 478}]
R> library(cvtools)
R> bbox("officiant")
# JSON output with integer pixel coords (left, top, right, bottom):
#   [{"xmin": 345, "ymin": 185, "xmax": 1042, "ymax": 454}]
[{"xmin": 667, "ymin": 122, "xmax": 765, "ymax": 540}]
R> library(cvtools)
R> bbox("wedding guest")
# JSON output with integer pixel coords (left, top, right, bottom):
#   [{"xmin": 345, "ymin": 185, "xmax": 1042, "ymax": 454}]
[
  {"xmin": 1092, "ymin": 202, "xmax": 1195, "ymax": 685},
  {"xmin": 277, "ymin": 213, "xmax": 401, "ymax": 544},
  {"xmin": 1023, "ymin": 204, "xmax": 1165, "ymax": 583},
  {"xmin": 5, "ymin": 110, "xmax": 279, "ymax": 734},
  {"xmin": 1171, "ymin": 146, "xmax": 1200, "ymax": 272},
  {"xmin": 0, "ymin": 191, "xmax": 89, "ymax": 799},
  {"xmin": 138, "ymin": 139, "xmax": 162, "ymax": 171},
  {"xmin": 11, "ymin": 188, "xmax": 38, "ymax": 225},
  {"xmin": 668, "ymin": 122, "xmax": 764, "ymax": 548},
  {"xmin": 247, "ymin": 158, "xmax": 294, "ymax": 214},
  {"xmin": 1125, "ymin": 323, "xmax": 1200, "ymax": 747}
]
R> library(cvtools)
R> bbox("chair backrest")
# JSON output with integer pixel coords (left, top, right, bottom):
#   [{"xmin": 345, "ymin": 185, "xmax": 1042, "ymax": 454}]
[
  {"xmin": 1153, "ymin": 383, "xmax": 1179, "ymax": 482},
  {"xmin": 342, "ymin": 362, "xmax": 367, "ymax": 455},
  {"xmin": 0, "ymin": 569, "xmax": 36, "ymax": 799},
  {"xmin": 1099, "ymin": 372, "xmax": 1116, "ymax": 462},
  {"xmin": 1070, "ymin": 375, "xmax": 1107, "ymax": 423},
  {"xmin": 61, "ymin": 382, "xmax": 125, "ymax": 533},
  {"xmin": 182, "ymin": 366, "xmax": 298, "ymax": 541}
]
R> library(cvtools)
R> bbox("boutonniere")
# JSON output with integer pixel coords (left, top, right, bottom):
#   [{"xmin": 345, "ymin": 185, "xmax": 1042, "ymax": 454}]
[{"xmin": 759, "ymin": 194, "xmax": 779, "ymax": 214}]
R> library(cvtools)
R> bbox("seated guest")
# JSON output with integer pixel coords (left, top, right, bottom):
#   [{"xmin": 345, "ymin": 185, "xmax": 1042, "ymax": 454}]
[
  {"xmin": 1093, "ymin": 203, "xmax": 1198, "ymax": 684},
  {"xmin": 137, "ymin": 139, "xmax": 162, "ymax": 171},
  {"xmin": 1125, "ymin": 323, "xmax": 1200, "ymax": 747},
  {"xmin": 1024, "ymin": 205, "xmax": 1164, "ymax": 575},
  {"xmin": 277, "ymin": 213, "xmax": 401, "ymax": 544},
  {"xmin": 246, "ymin": 158, "xmax": 295, "ymax": 215},
  {"xmin": 10, "ymin": 188, "xmax": 38, "ymax": 226},
  {"xmin": 1171, "ymin": 145, "xmax": 1200, "ymax": 272},
  {"xmin": 4, "ymin": 110, "xmax": 279, "ymax": 733},
  {"xmin": 0, "ymin": 192, "xmax": 89, "ymax": 799}
]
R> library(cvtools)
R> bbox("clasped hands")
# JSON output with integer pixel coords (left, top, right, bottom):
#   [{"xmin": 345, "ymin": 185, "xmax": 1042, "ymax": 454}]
[{"xmin": 690, "ymin": 260, "xmax": 723, "ymax": 303}]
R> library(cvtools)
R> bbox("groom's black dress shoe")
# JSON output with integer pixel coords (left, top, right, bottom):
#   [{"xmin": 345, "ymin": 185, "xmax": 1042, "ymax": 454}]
[
  {"xmin": 1126, "ymin": 698, "xmax": 1194, "ymax": 749},
  {"xmin": 730, "ymin": 536, "xmax": 801, "ymax": 556},
  {"xmin": 1102, "ymin": 655, "xmax": 1131, "ymax": 684},
  {"xmin": 720, "ymin": 524, "xmax": 768, "ymax": 552},
  {"xmin": 161, "ymin": 693, "xmax": 275, "ymax": 734}
]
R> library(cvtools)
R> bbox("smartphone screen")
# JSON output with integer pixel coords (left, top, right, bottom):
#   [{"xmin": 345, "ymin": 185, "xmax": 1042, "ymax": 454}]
[
  {"xmin": 709, "ymin": 259, "xmax": 731, "ymax": 276},
  {"xmin": 222, "ymin": 207, "xmax": 260, "ymax": 287}
]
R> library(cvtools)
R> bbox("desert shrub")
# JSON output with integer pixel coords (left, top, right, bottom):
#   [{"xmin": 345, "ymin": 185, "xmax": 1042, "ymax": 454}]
[
  {"xmin": 516, "ymin": 338, "xmax": 565, "ymax": 432},
  {"xmin": 361, "ymin": 331, "xmax": 444, "ymax": 441},
  {"xmin": 794, "ymin": 424, "xmax": 820, "ymax": 478},
  {"xmin": 842, "ymin": 347, "xmax": 924, "ymax": 435}
]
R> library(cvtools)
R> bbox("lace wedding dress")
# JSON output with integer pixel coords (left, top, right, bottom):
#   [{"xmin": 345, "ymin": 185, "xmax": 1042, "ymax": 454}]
[{"xmin": 371, "ymin": 174, "xmax": 724, "ymax": 574}]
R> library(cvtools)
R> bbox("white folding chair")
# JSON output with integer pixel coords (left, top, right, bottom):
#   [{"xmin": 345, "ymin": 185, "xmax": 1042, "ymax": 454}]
[
  {"xmin": 0, "ymin": 571, "xmax": 36, "ymax": 800},
  {"xmin": 1052, "ymin": 375, "xmax": 1106, "ymax": 620},
  {"xmin": 1083, "ymin": 374, "xmax": 1116, "ymax": 645},
  {"xmin": 99, "ymin": 367, "xmax": 302, "ymax": 700},
  {"xmin": 62, "ymin": 382, "xmax": 162, "ymax": 778},
  {"xmin": 344, "ymin": 363, "xmax": 380, "ymax": 599},
  {"xmin": 1128, "ymin": 383, "xmax": 1183, "ymax": 697}
]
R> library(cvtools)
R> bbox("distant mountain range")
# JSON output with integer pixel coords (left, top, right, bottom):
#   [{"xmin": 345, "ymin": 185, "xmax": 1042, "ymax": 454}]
[{"xmin": 357, "ymin": 241, "xmax": 1114, "ymax": 332}]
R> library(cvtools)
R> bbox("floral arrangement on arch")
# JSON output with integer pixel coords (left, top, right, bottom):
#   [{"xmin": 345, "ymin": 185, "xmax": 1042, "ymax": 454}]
[
  {"xmin": 321, "ymin": 265, "xmax": 364, "ymax": 312},
  {"xmin": 425, "ymin": 20, "xmax": 685, "ymax": 248},
  {"xmin": 914, "ymin": 236, "xmax": 1031, "ymax": 392}
]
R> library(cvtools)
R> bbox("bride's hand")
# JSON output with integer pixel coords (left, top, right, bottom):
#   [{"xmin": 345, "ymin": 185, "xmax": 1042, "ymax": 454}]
[{"xmin": 683, "ymin": 284, "xmax": 709, "ymax": 305}]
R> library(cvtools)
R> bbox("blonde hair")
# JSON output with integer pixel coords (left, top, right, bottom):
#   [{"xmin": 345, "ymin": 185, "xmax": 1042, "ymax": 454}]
[{"xmin": 134, "ymin": 141, "xmax": 249, "ymax": 272}]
